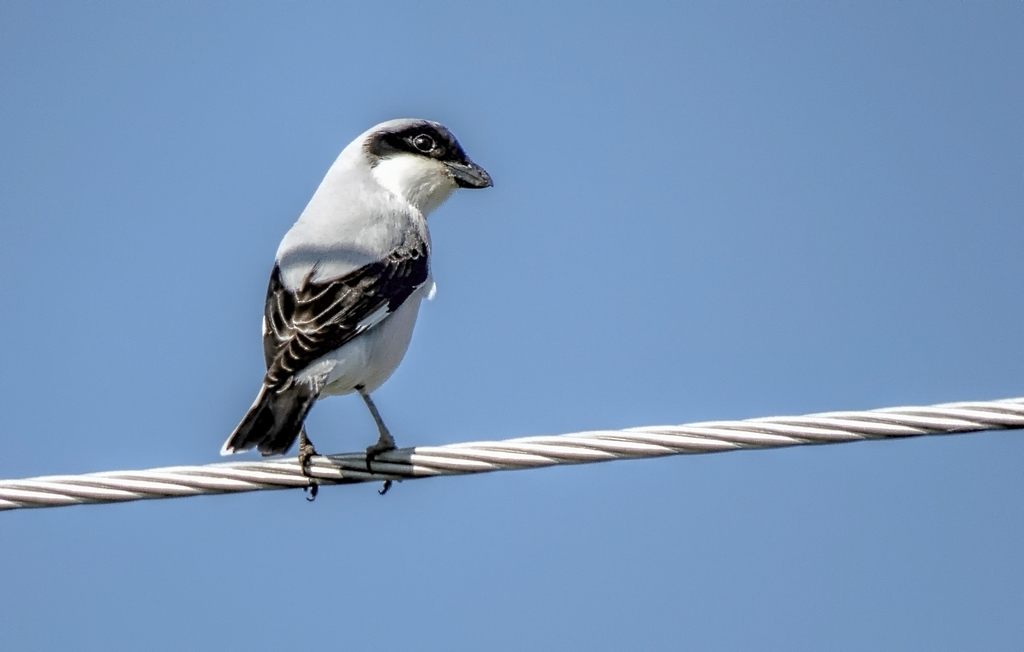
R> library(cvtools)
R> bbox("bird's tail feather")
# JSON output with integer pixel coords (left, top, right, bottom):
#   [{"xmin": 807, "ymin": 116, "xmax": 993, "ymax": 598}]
[{"xmin": 221, "ymin": 383, "xmax": 316, "ymax": 456}]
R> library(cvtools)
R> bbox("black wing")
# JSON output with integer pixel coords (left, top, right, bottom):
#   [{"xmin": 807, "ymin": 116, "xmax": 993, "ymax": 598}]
[{"xmin": 261, "ymin": 233, "xmax": 429, "ymax": 390}]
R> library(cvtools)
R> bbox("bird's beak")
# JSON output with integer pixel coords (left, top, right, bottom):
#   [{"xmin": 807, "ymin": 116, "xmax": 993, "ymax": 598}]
[{"xmin": 446, "ymin": 160, "xmax": 493, "ymax": 189}]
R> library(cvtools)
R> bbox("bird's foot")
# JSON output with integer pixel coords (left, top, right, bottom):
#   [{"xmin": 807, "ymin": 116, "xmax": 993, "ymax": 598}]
[
  {"xmin": 365, "ymin": 437, "xmax": 397, "ymax": 472},
  {"xmin": 357, "ymin": 388, "xmax": 397, "ymax": 492},
  {"xmin": 298, "ymin": 429, "xmax": 319, "ymax": 474},
  {"xmin": 298, "ymin": 429, "xmax": 319, "ymax": 501}
]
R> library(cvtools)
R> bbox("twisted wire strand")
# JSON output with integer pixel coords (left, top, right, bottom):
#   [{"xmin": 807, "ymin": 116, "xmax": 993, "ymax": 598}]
[{"xmin": 2, "ymin": 396, "xmax": 1022, "ymax": 511}]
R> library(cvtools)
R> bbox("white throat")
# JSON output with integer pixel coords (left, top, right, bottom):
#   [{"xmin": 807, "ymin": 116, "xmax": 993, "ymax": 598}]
[{"xmin": 371, "ymin": 154, "xmax": 457, "ymax": 216}]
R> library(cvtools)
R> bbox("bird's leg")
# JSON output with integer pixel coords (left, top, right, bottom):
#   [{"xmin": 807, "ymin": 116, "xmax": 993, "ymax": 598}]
[
  {"xmin": 358, "ymin": 386, "xmax": 397, "ymax": 472},
  {"xmin": 297, "ymin": 428, "xmax": 319, "ymax": 501}
]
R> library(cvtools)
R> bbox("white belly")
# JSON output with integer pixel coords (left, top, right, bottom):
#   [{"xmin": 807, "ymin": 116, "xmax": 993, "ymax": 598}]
[{"xmin": 296, "ymin": 289, "xmax": 425, "ymax": 397}]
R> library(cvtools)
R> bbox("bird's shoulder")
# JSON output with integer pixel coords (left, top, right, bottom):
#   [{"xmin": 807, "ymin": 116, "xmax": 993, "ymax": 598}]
[{"xmin": 276, "ymin": 194, "xmax": 429, "ymax": 288}]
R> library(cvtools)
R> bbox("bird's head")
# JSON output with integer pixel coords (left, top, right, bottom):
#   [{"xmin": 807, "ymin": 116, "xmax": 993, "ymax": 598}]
[{"xmin": 362, "ymin": 119, "xmax": 492, "ymax": 215}]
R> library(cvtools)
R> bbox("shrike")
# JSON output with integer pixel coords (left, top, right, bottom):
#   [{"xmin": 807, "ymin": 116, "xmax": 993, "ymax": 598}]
[{"xmin": 221, "ymin": 119, "xmax": 492, "ymax": 472}]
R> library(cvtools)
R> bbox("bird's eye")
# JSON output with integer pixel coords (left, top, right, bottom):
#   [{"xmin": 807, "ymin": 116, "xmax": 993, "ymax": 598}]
[{"xmin": 412, "ymin": 134, "xmax": 435, "ymax": 152}]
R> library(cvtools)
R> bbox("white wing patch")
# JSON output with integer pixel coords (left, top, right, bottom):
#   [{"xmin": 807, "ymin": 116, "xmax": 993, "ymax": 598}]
[{"xmin": 355, "ymin": 303, "xmax": 391, "ymax": 333}]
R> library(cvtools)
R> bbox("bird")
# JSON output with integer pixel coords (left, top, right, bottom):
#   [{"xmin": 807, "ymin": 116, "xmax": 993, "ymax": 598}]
[{"xmin": 220, "ymin": 118, "xmax": 492, "ymax": 477}]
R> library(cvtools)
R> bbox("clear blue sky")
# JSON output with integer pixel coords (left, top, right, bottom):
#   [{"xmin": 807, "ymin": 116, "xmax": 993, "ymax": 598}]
[{"xmin": 2, "ymin": 3, "xmax": 1023, "ymax": 650}]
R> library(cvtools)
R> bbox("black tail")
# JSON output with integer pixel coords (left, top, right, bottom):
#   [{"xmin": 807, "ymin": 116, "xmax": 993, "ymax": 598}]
[{"xmin": 221, "ymin": 383, "xmax": 316, "ymax": 456}]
